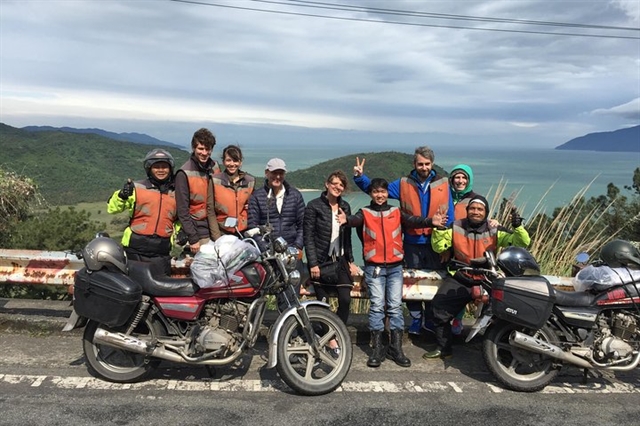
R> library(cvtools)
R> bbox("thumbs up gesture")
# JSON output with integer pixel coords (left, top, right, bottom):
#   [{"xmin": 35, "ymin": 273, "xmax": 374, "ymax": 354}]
[{"xmin": 118, "ymin": 179, "xmax": 134, "ymax": 200}]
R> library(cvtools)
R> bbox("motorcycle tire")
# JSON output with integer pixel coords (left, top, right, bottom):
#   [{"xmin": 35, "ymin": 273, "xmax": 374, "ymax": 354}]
[
  {"xmin": 276, "ymin": 306, "xmax": 352, "ymax": 396},
  {"xmin": 482, "ymin": 320, "xmax": 560, "ymax": 392},
  {"xmin": 83, "ymin": 316, "xmax": 165, "ymax": 383}
]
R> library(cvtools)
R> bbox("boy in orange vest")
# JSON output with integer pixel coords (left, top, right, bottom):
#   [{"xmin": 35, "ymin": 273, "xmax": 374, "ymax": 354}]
[{"xmin": 338, "ymin": 178, "xmax": 445, "ymax": 368}]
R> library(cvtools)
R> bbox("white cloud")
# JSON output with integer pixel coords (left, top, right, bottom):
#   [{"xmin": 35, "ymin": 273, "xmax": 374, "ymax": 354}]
[
  {"xmin": 0, "ymin": 0, "xmax": 638, "ymax": 147},
  {"xmin": 591, "ymin": 98, "xmax": 640, "ymax": 120}
]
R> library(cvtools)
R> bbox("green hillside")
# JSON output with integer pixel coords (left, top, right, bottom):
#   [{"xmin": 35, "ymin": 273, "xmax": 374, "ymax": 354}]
[
  {"xmin": 0, "ymin": 123, "xmax": 190, "ymax": 205},
  {"xmin": 286, "ymin": 151, "xmax": 448, "ymax": 190}
]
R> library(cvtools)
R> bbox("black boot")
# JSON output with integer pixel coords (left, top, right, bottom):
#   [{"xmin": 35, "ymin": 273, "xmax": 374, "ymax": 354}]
[
  {"xmin": 367, "ymin": 331, "xmax": 387, "ymax": 368},
  {"xmin": 386, "ymin": 329, "xmax": 411, "ymax": 367}
]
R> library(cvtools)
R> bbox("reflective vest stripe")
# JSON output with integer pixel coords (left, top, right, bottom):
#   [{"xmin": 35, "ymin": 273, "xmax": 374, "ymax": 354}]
[
  {"xmin": 362, "ymin": 207, "xmax": 404, "ymax": 264},
  {"xmin": 211, "ymin": 175, "xmax": 255, "ymax": 232},
  {"xmin": 451, "ymin": 221, "xmax": 497, "ymax": 265},
  {"xmin": 129, "ymin": 183, "xmax": 177, "ymax": 238},
  {"xmin": 399, "ymin": 176, "xmax": 449, "ymax": 236}
]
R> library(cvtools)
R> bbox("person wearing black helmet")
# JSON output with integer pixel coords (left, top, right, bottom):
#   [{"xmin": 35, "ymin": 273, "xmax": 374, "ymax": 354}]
[
  {"xmin": 422, "ymin": 195, "xmax": 531, "ymax": 360},
  {"xmin": 107, "ymin": 148, "xmax": 178, "ymax": 275}
]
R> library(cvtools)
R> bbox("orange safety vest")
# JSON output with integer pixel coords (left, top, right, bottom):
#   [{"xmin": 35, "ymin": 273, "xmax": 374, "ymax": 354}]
[
  {"xmin": 451, "ymin": 220, "xmax": 498, "ymax": 265},
  {"xmin": 129, "ymin": 183, "xmax": 177, "ymax": 238},
  {"xmin": 179, "ymin": 159, "xmax": 220, "ymax": 221},
  {"xmin": 454, "ymin": 197, "xmax": 471, "ymax": 221},
  {"xmin": 362, "ymin": 206, "xmax": 404, "ymax": 264},
  {"xmin": 399, "ymin": 176, "xmax": 449, "ymax": 236},
  {"xmin": 211, "ymin": 172, "xmax": 255, "ymax": 232}
]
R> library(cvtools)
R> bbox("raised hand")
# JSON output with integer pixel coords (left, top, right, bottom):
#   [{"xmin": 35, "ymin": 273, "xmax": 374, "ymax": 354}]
[
  {"xmin": 510, "ymin": 207, "xmax": 524, "ymax": 228},
  {"xmin": 353, "ymin": 157, "xmax": 366, "ymax": 177},
  {"xmin": 337, "ymin": 208, "xmax": 347, "ymax": 225},
  {"xmin": 431, "ymin": 211, "xmax": 448, "ymax": 228},
  {"xmin": 118, "ymin": 179, "xmax": 134, "ymax": 200}
]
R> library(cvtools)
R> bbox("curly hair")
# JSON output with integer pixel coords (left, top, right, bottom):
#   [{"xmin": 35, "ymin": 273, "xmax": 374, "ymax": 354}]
[{"xmin": 191, "ymin": 128, "xmax": 216, "ymax": 150}]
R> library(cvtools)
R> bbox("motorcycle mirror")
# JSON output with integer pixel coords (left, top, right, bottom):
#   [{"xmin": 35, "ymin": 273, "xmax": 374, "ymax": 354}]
[
  {"xmin": 223, "ymin": 217, "xmax": 238, "ymax": 228},
  {"xmin": 95, "ymin": 231, "xmax": 110, "ymax": 238},
  {"xmin": 575, "ymin": 252, "xmax": 589, "ymax": 264}
]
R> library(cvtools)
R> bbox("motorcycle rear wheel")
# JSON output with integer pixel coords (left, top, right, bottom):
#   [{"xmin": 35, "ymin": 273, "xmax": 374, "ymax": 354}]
[
  {"xmin": 482, "ymin": 320, "xmax": 560, "ymax": 392},
  {"xmin": 276, "ymin": 306, "xmax": 352, "ymax": 396},
  {"xmin": 83, "ymin": 317, "xmax": 165, "ymax": 383}
]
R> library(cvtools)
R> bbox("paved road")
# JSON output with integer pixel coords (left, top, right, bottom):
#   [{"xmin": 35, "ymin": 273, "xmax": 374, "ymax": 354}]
[
  {"xmin": 1, "ymin": 328, "xmax": 639, "ymax": 426},
  {"xmin": 1, "ymin": 298, "xmax": 639, "ymax": 425}
]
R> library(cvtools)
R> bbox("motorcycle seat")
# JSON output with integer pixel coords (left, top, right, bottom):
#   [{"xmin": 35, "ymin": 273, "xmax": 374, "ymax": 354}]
[
  {"xmin": 553, "ymin": 288, "xmax": 597, "ymax": 307},
  {"xmin": 128, "ymin": 261, "xmax": 198, "ymax": 297}
]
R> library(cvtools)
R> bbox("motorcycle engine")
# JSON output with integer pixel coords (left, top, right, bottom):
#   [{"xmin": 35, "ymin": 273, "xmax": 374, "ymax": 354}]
[
  {"xmin": 195, "ymin": 327, "xmax": 233, "ymax": 352},
  {"xmin": 594, "ymin": 313, "xmax": 637, "ymax": 361},
  {"xmin": 193, "ymin": 301, "xmax": 249, "ymax": 353}
]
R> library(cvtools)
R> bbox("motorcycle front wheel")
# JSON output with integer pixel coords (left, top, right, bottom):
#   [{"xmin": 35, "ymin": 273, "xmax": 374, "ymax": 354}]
[
  {"xmin": 276, "ymin": 306, "xmax": 352, "ymax": 396},
  {"xmin": 482, "ymin": 320, "xmax": 560, "ymax": 392},
  {"xmin": 82, "ymin": 316, "xmax": 165, "ymax": 383}
]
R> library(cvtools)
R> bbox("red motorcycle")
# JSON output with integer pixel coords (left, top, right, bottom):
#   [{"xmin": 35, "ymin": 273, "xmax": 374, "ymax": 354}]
[{"xmin": 64, "ymin": 226, "xmax": 352, "ymax": 396}]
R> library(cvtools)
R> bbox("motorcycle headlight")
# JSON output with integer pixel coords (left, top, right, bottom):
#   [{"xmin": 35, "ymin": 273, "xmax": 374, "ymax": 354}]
[
  {"xmin": 273, "ymin": 237, "xmax": 288, "ymax": 254},
  {"xmin": 287, "ymin": 270, "xmax": 301, "ymax": 287},
  {"xmin": 285, "ymin": 255, "xmax": 298, "ymax": 272}
]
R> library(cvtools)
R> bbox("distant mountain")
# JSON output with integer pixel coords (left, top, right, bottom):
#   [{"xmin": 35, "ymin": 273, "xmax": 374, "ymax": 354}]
[
  {"xmin": 0, "ymin": 123, "xmax": 189, "ymax": 205},
  {"xmin": 21, "ymin": 125, "xmax": 183, "ymax": 149},
  {"xmin": 286, "ymin": 151, "xmax": 448, "ymax": 190},
  {"xmin": 555, "ymin": 125, "xmax": 640, "ymax": 152}
]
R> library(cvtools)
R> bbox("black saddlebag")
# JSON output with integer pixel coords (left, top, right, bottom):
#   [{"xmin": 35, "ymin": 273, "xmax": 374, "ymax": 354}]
[
  {"xmin": 491, "ymin": 276, "xmax": 555, "ymax": 330},
  {"xmin": 73, "ymin": 267, "xmax": 142, "ymax": 328}
]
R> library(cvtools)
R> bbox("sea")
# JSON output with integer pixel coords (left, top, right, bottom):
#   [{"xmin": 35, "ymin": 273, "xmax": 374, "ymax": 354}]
[{"xmin": 237, "ymin": 145, "xmax": 640, "ymax": 217}]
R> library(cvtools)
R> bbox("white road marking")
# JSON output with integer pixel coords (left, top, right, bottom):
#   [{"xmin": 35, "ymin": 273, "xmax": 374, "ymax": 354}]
[
  {"xmin": 486, "ymin": 383, "xmax": 504, "ymax": 393},
  {"xmin": 0, "ymin": 374, "xmax": 638, "ymax": 394},
  {"xmin": 448, "ymin": 382, "xmax": 463, "ymax": 393}
]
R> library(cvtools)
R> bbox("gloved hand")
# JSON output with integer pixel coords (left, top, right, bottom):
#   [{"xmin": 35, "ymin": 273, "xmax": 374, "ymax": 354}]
[
  {"xmin": 118, "ymin": 179, "xmax": 134, "ymax": 200},
  {"xmin": 510, "ymin": 207, "xmax": 524, "ymax": 228}
]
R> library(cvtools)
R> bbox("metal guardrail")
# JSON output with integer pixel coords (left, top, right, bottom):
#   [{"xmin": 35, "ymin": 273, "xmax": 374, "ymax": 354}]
[{"xmin": 0, "ymin": 249, "xmax": 576, "ymax": 299}]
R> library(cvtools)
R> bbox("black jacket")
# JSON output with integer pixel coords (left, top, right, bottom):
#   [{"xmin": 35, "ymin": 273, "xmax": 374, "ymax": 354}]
[{"xmin": 303, "ymin": 192, "xmax": 354, "ymax": 268}]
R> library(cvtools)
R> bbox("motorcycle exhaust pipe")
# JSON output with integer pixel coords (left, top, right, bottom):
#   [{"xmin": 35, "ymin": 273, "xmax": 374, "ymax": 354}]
[
  {"xmin": 509, "ymin": 330, "xmax": 592, "ymax": 369},
  {"xmin": 93, "ymin": 328, "xmax": 185, "ymax": 363}
]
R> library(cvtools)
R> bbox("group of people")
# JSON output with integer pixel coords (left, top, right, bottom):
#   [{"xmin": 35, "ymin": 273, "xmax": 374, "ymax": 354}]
[{"xmin": 108, "ymin": 128, "xmax": 531, "ymax": 368}]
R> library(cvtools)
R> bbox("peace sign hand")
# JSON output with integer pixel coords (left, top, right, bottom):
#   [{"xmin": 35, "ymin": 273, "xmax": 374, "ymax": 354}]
[{"xmin": 353, "ymin": 157, "xmax": 366, "ymax": 177}]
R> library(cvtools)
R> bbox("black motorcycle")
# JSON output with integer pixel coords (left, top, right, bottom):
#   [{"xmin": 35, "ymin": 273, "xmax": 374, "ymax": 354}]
[{"xmin": 465, "ymin": 240, "xmax": 640, "ymax": 392}]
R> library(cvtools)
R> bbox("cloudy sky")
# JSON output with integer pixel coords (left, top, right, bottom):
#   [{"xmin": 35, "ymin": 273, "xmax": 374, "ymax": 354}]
[{"xmin": 1, "ymin": 0, "xmax": 639, "ymax": 148}]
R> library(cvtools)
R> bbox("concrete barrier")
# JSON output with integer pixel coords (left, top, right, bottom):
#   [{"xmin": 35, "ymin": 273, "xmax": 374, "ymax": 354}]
[{"xmin": 0, "ymin": 249, "xmax": 576, "ymax": 299}]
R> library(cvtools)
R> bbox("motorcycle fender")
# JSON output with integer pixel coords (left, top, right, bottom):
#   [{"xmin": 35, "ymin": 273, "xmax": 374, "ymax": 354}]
[
  {"xmin": 62, "ymin": 308, "xmax": 87, "ymax": 332},
  {"xmin": 465, "ymin": 314, "xmax": 493, "ymax": 343},
  {"xmin": 266, "ymin": 300, "xmax": 330, "ymax": 369}
]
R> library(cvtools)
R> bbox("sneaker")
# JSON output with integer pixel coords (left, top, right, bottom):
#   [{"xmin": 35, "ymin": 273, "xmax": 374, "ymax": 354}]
[
  {"xmin": 408, "ymin": 317, "xmax": 422, "ymax": 335},
  {"xmin": 451, "ymin": 318, "xmax": 463, "ymax": 336},
  {"xmin": 289, "ymin": 354, "xmax": 320, "ymax": 366},
  {"xmin": 422, "ymin": 348, "xmax": 452, "ymax": 360},
  {"xmin": 328, "ymin": 347, "xmax": 341, "ymax": 360}
]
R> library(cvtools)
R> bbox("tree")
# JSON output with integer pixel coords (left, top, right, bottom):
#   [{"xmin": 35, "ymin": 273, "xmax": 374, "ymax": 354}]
[
  {"xmin": 0, "ymin": 167, "xmax": 41, "ymax": 246},
  {"xmin": 9, "ymin": 207, "xmax": 105, "ymax": 252}
]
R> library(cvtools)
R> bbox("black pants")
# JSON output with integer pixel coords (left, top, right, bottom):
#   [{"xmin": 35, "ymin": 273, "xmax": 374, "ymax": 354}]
[
  {"xmin": 314, "ymin": 284, "xmax": 351, "ymax": 324},
  {"xmin": 427, "ymin": 275, "xmax": 472, "ymax": 353},
  {"xmin": 125, "ymin": 250, "xmax": 172, "ymax": 276}
]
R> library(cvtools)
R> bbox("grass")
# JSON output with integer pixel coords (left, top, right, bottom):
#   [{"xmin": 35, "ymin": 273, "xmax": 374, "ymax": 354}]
[{"xmin": 486, "ymin": 178, "xmax": 617, "ymax": 276}]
